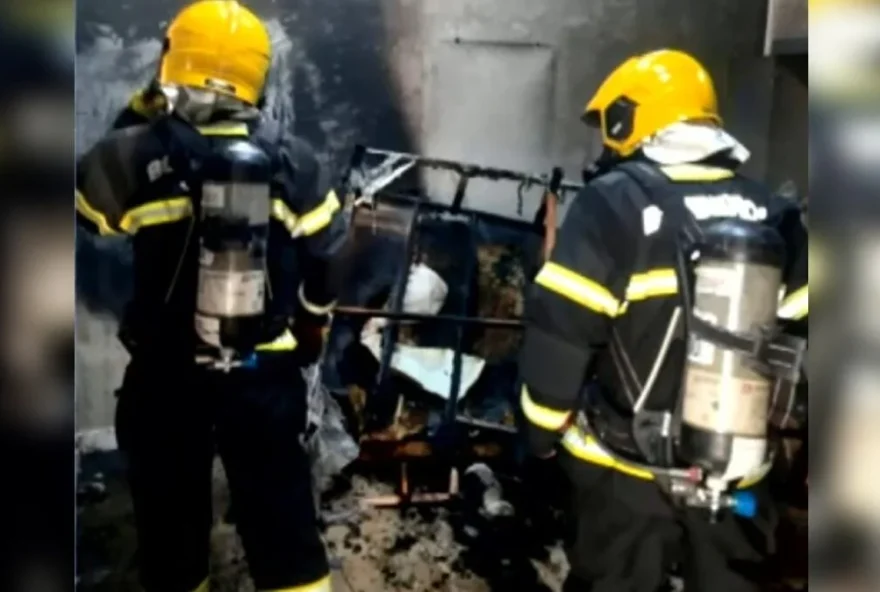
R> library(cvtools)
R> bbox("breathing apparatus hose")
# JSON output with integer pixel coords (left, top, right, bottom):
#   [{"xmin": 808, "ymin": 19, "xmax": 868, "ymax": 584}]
[
  {"xmin": 669, "ymin": 239, "xmax": 695, "ymax": 467},
  {"xmin": 574, "ymin": 415, "xmax": 700, "ymax": 483}
]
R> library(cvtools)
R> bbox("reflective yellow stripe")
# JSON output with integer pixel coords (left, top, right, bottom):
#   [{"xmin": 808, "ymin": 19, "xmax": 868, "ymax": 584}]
[
  {"xmin": 75, "ymin": 190, "xmax": 120, "ymax": 236},
  {"xmin": 129, "ymin": 89, "xmax": 166, "ymax": 118},
  {"xmin": 561, "ymin": 427, "xmax": 655, "ymax": 480},
  {"xmin": 298, "ymin": 284, "xmax": 336, "ymax": 316},
  {"xmin": 778, "ymin": 285, "xmax": 808, "ymax": 320},
  {"xmin": 271, "ymin": 190, "xmax": 341, "ymax": 238},
  {"xmin": 196, "ymin": 123, "xmax": 250, "ymax": 136},
  {"xmin": 534, "ymin": 262, "xmax": 621, "ymax": 317},
  {"xmin": 295, "ymin": 190, "xmax": 341, "ymax": 237},
  {"xmin": 659, "ymin": 164, "xmax": 734, "ymax": 182},
  {"xmin": 562, "ymin": 425, "xmax": 770, "ymax": 489},
  {"xmin": 271, "ymin": 198, "xmax": 300, "ymax": 235},
  {"xmin": 255, "ymin": 328, "xmax": 298, "ymax": 352},
  {"xmin": 533, "ymin": 265, "xmax": 676, "ymax": 318},
  {"xmin": 520, "ymin": 386, "xmax": 571, "ymax": 431},
  {"xmin": 77, "ymin": 193, "xmax": 194, "ymax": 236},
  {"xmin": 263, "ymin": 574, "xmax": 332, "ymax": 592},
  {"xmin": 625, "ymin": 268, "xmax": 677, "ymax": 301},
  {"xmin": 191, "ymin": 578, "xmax": 209, "ymax": 592},
  {"xmin": 737, "ymin": 460, "xmax": 773, "ymax": 489},
  {"xmin": 118, "ymin": 197, "xmax": 193, "ymax": 234}
]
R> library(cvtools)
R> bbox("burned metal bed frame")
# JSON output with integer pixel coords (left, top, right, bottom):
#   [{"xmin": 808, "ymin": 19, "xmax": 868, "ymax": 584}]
[{"xmin": 329, "ymin": 145, "xmax": 582, "ymax": 505}]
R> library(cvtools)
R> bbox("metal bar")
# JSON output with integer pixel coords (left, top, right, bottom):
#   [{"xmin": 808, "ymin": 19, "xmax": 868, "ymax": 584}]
[
  {"xmin": 371, "ymin": 190, "xmax": 543, "ymax": 231},
  {"xmin": 441, "ymin": 212, "xmax": 478, "ymax": 447},
  {"xmin": 333, "ymin": 306, "xmax": 524, "ymax": 328},
  {"xmin": 401, "ymin": 462, "xmax": 409, "ymax": 497},
  {"xmin": 363, "ymin": 159, "xmax": 417, "ymax": 198},
  {"xmin": 363, "ymin": 468, "xmax": 460, "ymax": 508},
  {"xmin": 455, "ymin": 415, "xmax": 518, "ymax": 434},
  {"xmin": 367, "ymin": 203, "xmax": 422, "ymax": 430},
  {"xmin": 451, "ymin": 173, "xmax": 470, "ymax": 211},
  {"xmin": 365, "ymin": 492, "xmax": 454, "ymax": 507},
  {"xmin": 364, "ymin": 147, "xmax": 580, "ymax": 189},
  {"xmin": 348, "ymin": 146, "xmax": 582, "ymax": 201},
  {"xmin": 341, "ymin": 144, "xmax": 366, "ymax": 189}
]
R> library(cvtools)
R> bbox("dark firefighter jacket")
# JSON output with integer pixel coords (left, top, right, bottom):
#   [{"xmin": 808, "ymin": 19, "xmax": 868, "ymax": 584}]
[
  {"xmin": 519, "ymin": 157, "xmax": 808, "ymax": 473},
  {"xmin": 75, "ymin": 89, "xmax": 347, "ymax": 359}
]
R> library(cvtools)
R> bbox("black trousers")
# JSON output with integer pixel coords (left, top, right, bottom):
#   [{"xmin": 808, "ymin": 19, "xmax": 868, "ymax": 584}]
[
  {"xmin": 558, "ymin": 451, "xmax": 776, "ymax": 592},
  {"xmin": 115, "ymin": 354, "xmax": 329, "ymax": 592}
]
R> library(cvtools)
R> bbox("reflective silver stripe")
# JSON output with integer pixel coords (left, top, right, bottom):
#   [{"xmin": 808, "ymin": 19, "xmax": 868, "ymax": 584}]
[{"xmin": 298, "ymin": 283, "xmax": 335, "ymax": 316}]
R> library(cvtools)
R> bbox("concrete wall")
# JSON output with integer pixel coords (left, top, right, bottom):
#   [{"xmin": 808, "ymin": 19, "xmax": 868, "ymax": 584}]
[
  {"xmin": 767, "ymin": 55, "xmax": 809, "ymax": 193},
  {"xmin": 764, "ymin": 0, "xmax": 808, "ymax": 54},
  {"xmin": 387, "ymin": 0, "xmax": 775, "ymax": 219},
  {"xmin": 75, "ymin": 0, "xmax": 804, "ymax": 430}
]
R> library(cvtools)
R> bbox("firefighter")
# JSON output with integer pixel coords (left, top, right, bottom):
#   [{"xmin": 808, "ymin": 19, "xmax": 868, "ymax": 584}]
[
  {"xmin": 75, "ymin": 2, "xmax": 345, "ymax": 591},
  {"xmin": 518, "ymin": 49, "xmax": 808, "ymax": 592}
]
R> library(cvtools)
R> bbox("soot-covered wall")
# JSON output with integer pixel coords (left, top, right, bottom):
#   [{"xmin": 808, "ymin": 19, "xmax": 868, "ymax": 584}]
[{"xmin": 76, "ymin": 0, "xmax": 796, "ymax": 429}]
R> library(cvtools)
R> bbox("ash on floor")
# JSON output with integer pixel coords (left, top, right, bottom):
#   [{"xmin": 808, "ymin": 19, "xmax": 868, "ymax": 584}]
[
  {"xmin": 77, "ymin": 455, "xmax": 807, "ymax": 592},
  {"xmin": 326, "ymin": 478, "xmax": 488, "ymax": 591},
  {"xmin": 77, "ymin": 458, "xmax": 568, "ymax": 592}
]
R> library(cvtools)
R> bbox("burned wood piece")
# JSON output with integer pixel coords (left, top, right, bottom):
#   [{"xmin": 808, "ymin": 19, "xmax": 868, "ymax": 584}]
[
  {"xmin": 363, "ymin": 465, "xmax": 461, "ymax": 508},
  {"xmin": 357, "ymin": 402, "xmax": 513, "ymax": 461},
  {"xmin": 536, "ymin": 167, "xmax": 564, "ymax": 262},
  {"xmin": 541, "ymin": 192, "xmax": 559, "ymax": 262}
]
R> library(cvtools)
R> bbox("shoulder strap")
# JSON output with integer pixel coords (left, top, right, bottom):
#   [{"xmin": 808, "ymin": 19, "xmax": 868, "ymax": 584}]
[{"xmin": 616, "ymin": 161, "xmax": 704, "ymax": 249}]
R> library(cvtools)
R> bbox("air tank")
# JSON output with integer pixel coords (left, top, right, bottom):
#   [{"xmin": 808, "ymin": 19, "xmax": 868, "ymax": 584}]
[
  {"xmin": 678, "ymin": 219, "xmax": 787, "ymax": 485},
  {"xmin": 194, "ymin": 139, "xmax": 271, "ymax": 357}
]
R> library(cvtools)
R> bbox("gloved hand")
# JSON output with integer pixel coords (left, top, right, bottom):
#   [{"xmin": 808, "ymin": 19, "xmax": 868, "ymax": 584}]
[{"xmin": 292, "ymin": 315, "xmax": 330, "ymax": 366}]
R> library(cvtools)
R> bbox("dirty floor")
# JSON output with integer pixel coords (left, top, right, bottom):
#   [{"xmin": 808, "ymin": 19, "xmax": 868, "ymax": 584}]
[
  {"xmin": 76, "ymin": 455, "xmax": 568, "ymax": 592},
  {"xmin": 76, "ymin": 453, "xmax": 805, "ymax": 592}
]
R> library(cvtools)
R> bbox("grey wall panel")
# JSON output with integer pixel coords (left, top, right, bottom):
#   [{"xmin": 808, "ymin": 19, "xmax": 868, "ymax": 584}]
[
  {"xmin": 421, "ymin": 39, "xmax": 557, "ymax": 219},
  {"xmin": 724, "ymin": 56, "xmax": 777, "ymax": 182},
  {"xmin": 767, "ymin": 55, "xmax": 809, "ymax": 193},
  {"xmin": 764, "ymin": 0, "xmax": 808, "ymax": 55},
  {"xmin": 389, "ymin": 0, "xmax": 772, "ymax": 222}
]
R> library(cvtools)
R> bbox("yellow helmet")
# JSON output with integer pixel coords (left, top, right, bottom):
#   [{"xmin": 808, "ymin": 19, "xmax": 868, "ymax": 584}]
[
  {"xmin": 583, "ymin": 49, "xmax": 721, "ymax": 157},
  {"xmin": 158, "ymin": 0, "xmax": 271, "ymax": 106}
]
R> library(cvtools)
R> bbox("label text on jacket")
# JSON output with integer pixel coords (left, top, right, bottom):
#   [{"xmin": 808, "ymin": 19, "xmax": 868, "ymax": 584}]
[{"xmin": 683, "ymin": 193, "xmax": 768, "ymax": 222}]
